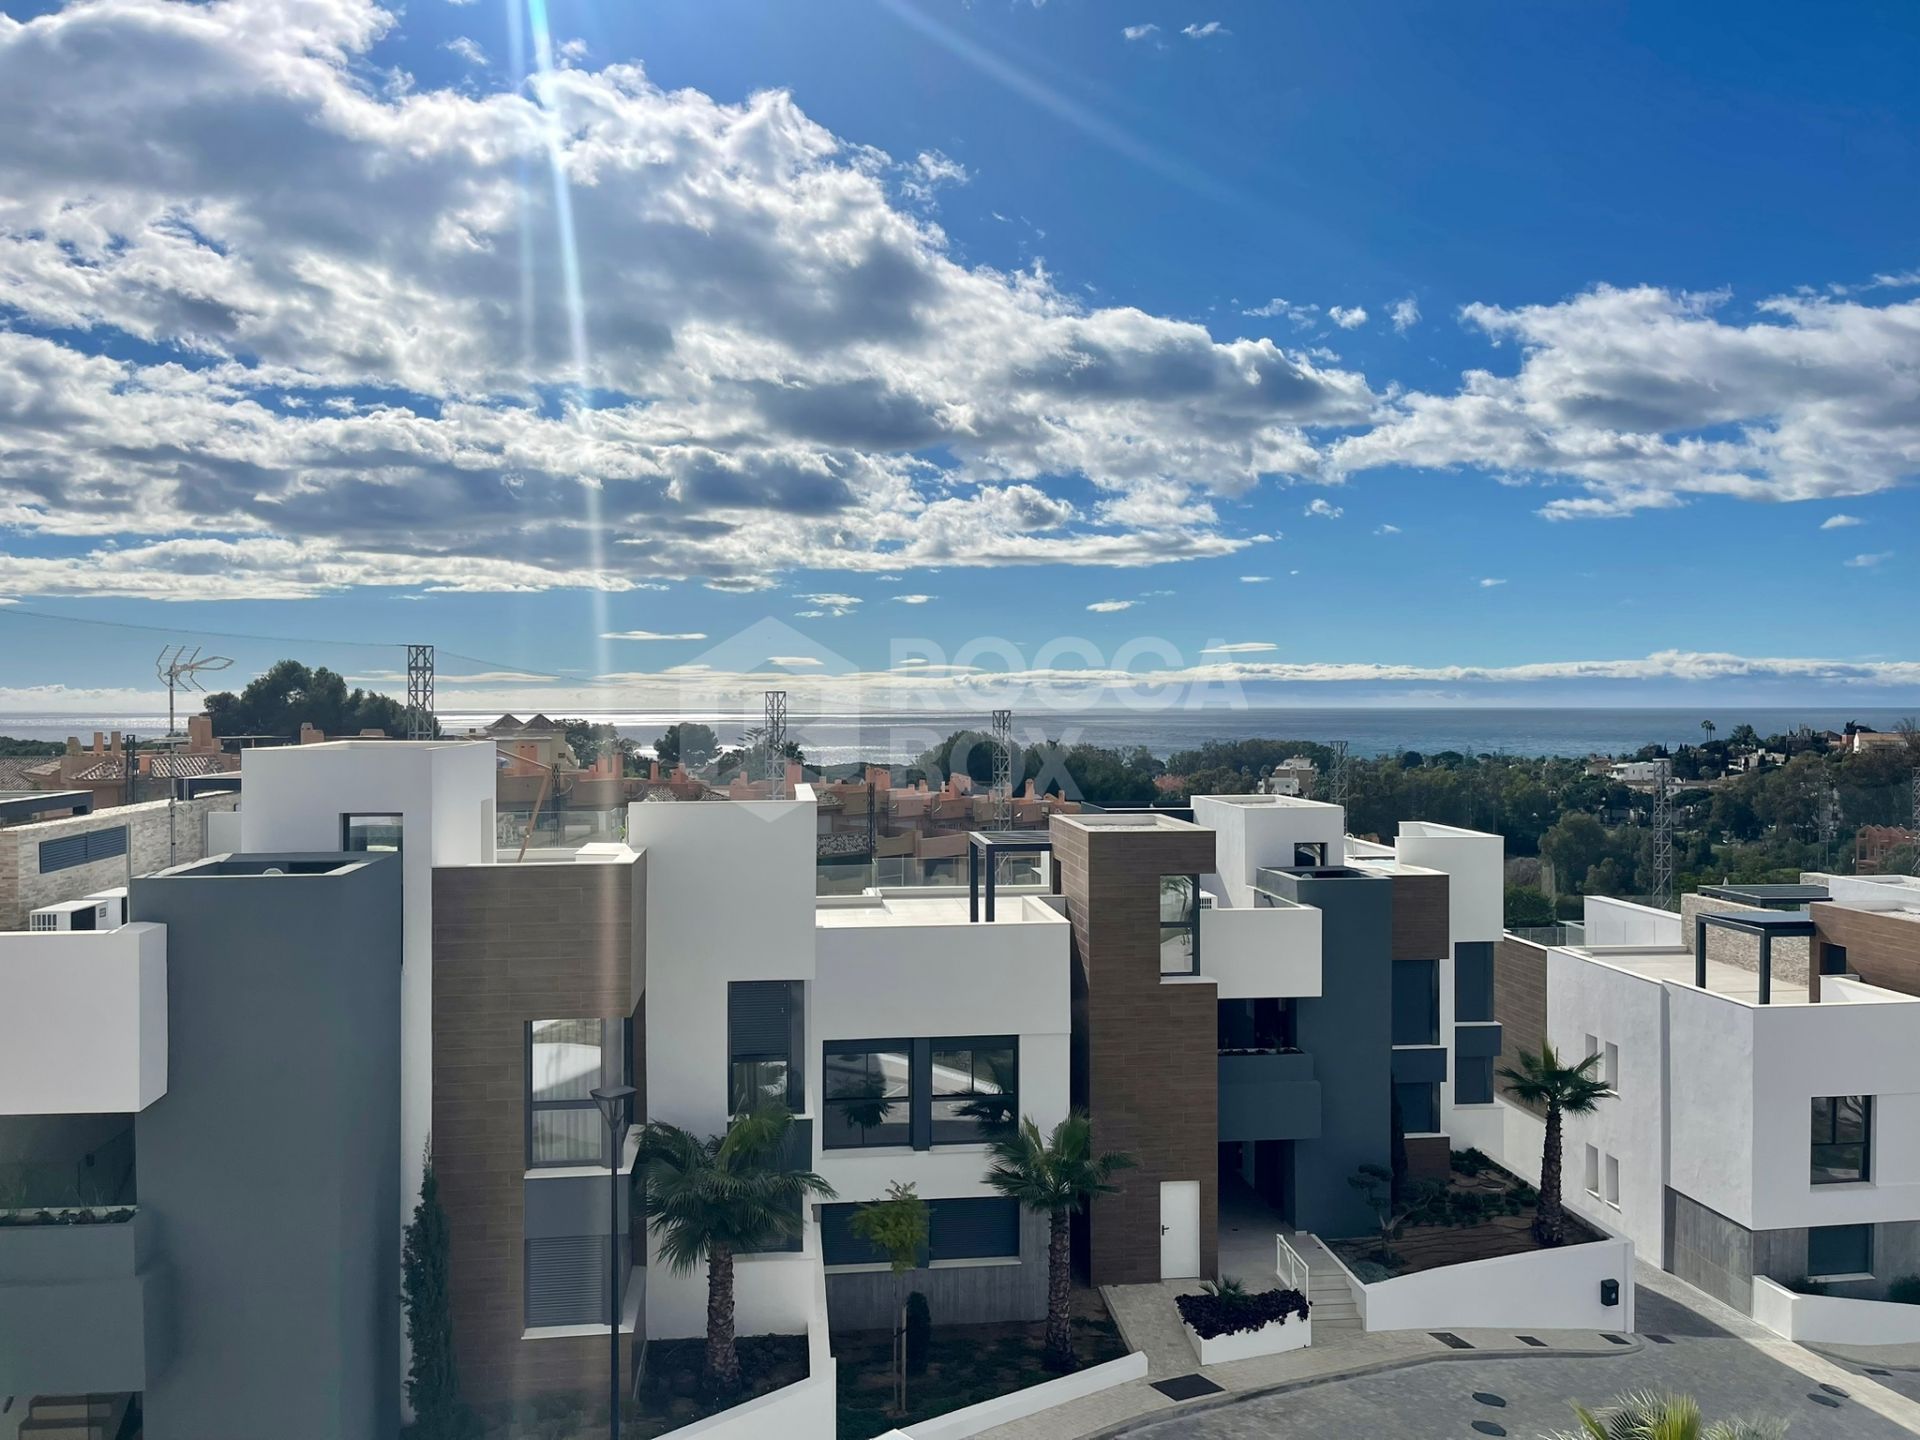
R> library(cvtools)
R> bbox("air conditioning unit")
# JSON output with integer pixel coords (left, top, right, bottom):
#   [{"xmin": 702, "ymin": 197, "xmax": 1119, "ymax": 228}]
[
  {"xmin": 82, "ymin": 887, "xmax": 129, "ymax": 928},
  {"xmin": 29, "ymin": 899, "xmax": 113, "ymax": 932}
]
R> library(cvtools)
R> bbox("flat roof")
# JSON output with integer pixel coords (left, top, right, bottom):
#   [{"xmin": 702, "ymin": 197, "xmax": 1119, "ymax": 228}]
[
  {"xmin": 1699, "ymin": 883, "xmax": 1830, "ymax": 907},
  {"xmin": 815, "ymin": 893, "xmax": 1062, "ymax": 928},
  {"xmin": 1570, "ymin": 945, "xmax": 1812, "ymax": 1005},
  {"xmin": 1058, "ymin": 812, "xmax": 1199, "ymax": 832}
]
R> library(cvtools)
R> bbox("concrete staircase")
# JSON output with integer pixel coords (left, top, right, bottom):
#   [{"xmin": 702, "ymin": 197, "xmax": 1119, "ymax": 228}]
[{"xmin": 1292, "ymin": 1234, "xmax": 1363, "ymax": 1335}]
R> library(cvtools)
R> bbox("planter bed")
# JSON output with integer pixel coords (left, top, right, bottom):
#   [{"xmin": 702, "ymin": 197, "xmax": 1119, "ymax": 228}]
[{"xmin": 1176, "ymin": 1287, "xmax": 1310, "ymax": 1365}]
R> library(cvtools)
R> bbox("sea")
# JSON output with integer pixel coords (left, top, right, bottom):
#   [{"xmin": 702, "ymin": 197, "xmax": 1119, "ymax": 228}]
[{"xmin": 4, "ymin": 707, "xmax": 1911, "ymax": 766}]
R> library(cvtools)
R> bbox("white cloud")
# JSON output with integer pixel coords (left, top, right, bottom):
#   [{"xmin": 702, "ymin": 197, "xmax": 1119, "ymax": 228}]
[
  {"xmin": 0, "ymin": 0, "xmax": 1373, "ymax": 599},
  {"xmin": 1331, "ymin": 283, "xmax": 1920, "ymax": 518},
  {"xmin": 1244, "ymin": 298, "xmax": 1319, "ymax": 328},
  {"xmin": 1122, "ymin": 24, "xmax": 1159, "ymax": 41},
  {"xmin": 1086, "ymin": 599, "xmax": 1135, "ymax": 612},
  {"xmin": 1375, "ymin": 523, "xmax": 1401, "ymax": 535},
  {"xmin": 1328, "ymin": 305, "xmax": 1368, "ymax": 329},
  {"xmin": 1821, "ymin": 514, "xmax": 1863, "ymax": 529},
  {"xmin": 1182, "ymin": 22, "xmax": 1228, "ymax": 39},
  {"xmin": 443, "ymin": 35, "xmax": 486, "ymax": 66},
  {"xmin": 796, "ymin": 593, "xmax": 864, "ymax": 617},
  {"xmin": 767, "ymin": 655, "xmax": 823, "ymax": 666},
  {"xmin": 1845, "ymin": 552, "xmax": 1892, "ymax": 568},
  {"xmin": 891, "ymin": 593, "xmax": 935, "ymax": 604},
  {"xmin": 557, "ymin": 37, "xmax": 588, "ymax": 63},
  {"xmin": 1239, "ymin": 575, "xmax": 1271, "ymax": 583},
  {"xmin": 1200, "ymin": 641, "xmax": 1277, "ymax": 654},
  {"xmin": 900, "ymin": 149, "xmax": 969, "ymax": 204},
  {"xmin": 1479, "ymin": 577, "xmax": 1507, "ymax": 587},
  {"xmin": 1389, "ymin": 296, "xmax": 1420, "ymax": 333},
  {"xmin": 601, "ymin": 629, "xmax": 708, "ymax": 641},
  {"xmin": 1303, "ymin": 498, "xmax": 1343, "ymax": 519}
]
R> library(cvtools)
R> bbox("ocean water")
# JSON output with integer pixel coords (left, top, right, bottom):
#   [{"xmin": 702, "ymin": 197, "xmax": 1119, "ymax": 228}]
[{"xmin": 4, "ymin": 706, "xmax": 1911, "ymax": 765}]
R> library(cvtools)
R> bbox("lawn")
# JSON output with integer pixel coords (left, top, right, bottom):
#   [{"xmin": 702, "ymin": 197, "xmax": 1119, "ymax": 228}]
[
  {"xmin": 833, "ymin": 1289, "xmax": 1128, "ymax": 1440},
  {"xmin": 1330, "ymin": 1153, "xmax": 1604, "ymax": 1281}
]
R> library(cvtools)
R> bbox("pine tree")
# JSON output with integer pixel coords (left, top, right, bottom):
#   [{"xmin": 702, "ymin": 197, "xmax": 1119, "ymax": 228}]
[{"xmin": 401, "ymin": 1151, "xmax": 463, "ymax": 1437}]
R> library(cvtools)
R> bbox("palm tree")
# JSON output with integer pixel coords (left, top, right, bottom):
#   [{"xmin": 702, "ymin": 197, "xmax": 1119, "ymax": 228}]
[
  {"xmin": 1496, "ymin": 1043, "xmax": 1611, "ymax": 1247},
  {"xmin": 985, "ymin": 1111, "xmax": 1135, "ymax": 1372},
  {"xmin": 1549, "ymin": 1389, "xmax": 1784, "ymax": 1439},
  {"xmin": 637, "ymin": 1104, "xmax": 835, "ymax": 1392},
  {"xmin": 1701, "ymin": 719, "xmax": 1716, "ymax": 746}
]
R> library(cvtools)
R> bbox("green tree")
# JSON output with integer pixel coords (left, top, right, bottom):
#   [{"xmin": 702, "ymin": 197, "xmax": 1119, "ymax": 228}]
[
  {"xmin": 203, "ymin": 659, "xmax": 418, "ymax": 740},
  {"xmin": 400, "ymin": 1151, "xmax": 471, "ymax": 1439},
  {"xmin": 1540, "ymin": 813, "xmax": 1609, "ymax": 896},
  {"xmin": 638, "ymin": 1105, "xmax": 835, "ymax": 1392},
  {"xmin": 654, "ymin": 722, "xmax": 719, "ymax": 770},
  {"xmin": 1497, "ymin": 1044, "xmax": 1612, "ymax": 1247},
  {"xmin": 985, "ymin": 1112, "xmax": 1135, "ymax": 1372},
  {"xmin": 1549, "ymin": 1389, "xmax": 1784, "ymax": 1440},
  {"xmin": 1504, "ymin": 885, "xmax": 1556, "ymax": 929},
  {"xmin": 850, "ymin": 1182, "xmax": 931, "ymax": 1413}
]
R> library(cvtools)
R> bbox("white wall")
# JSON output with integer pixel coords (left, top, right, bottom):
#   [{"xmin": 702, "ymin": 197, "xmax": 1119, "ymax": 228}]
[
  {"xmin": 1199, "ymin": 903, "xmax": 1322, "ymax": 1000},
  {"xmin": 627, "ymin": 790, "xmax": 820, "ymax": 1338},
  {"xmin": 1546, "ymin": 949, "xmax": 1670, "ymax": 1262},
  {"xmin": 237, "ymin": 742, "xmax": 492, "ymax": 1252},
  {"xmin": 812, "ymin": 897, "xmax": 1071, "ymax": 1207},
  {"xmin": 1336, "ymin": 1231, "xmax": 1636, "ymax": 1334},
  {"xmin": 1754, "ymin": 1276, "xmax": 1920, "ymax": 1345},
  {"xmin": 1190, "ymin": 796, "xmax": 1346, "ymax": 910},
  {"xmin": 206, "ymin": 807, "xmax": 242, "ymax": 854},
  {"xmin": 882, "ymin": 1352, "xmax": 1149, "ymax": 1439},
  {"xmin": 1398, "ymin": 823, "xmax": 1504, "ymax": 943},
  {"xmin": 1582, "ymin": 896, "xmax": 1683, "ymax": 948},
  {"xmin": 0, "ymin": 923, "xmax": 167, "ymax": 1115}
]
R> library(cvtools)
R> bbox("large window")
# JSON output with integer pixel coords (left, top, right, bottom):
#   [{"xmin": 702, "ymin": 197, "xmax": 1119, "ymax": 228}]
[
  {"xmin": 526, "ymin": 1018, "xmax": 628, "ymax": 1167},
  {"xmin": 1808, "ymin": 1223, "xmax": 1872, "ymax": 1280},
  {"xmin": 1454, "ymin": 942, "xmax": 1495, "ymax": 1023},
  {"xmin": 1159, "ymin": 875, "xmax": 1200, "ymax": 976},
  {"xmin": 728, "ymin": 980, "xmax": 803, "ymax": 1115},
  {"xmin": 821, "ymin": 1197, "xmax": 1020, "ymax": 1267},
  {"xmin": 823, "ymin": 1043, "xmax": 912, "ymax": 1148},
  {"xmin": 931, "ymin": 1041, "xmax": 1017, "ymax": 1143},
  {"xmin": 1394, "ymin": 1080, "xmax": 1439, "ymax": 1135},
  {"xmin": 342, "ymin": 813, "xmax": 404, "ymax": 853},
  {"xmin": 1455, "ymin": 1053, "xmax": 1495, "ymax": 1105},
  {"xmin": 1391, "ymin": 959, "xmax": 1439, "ymax": 1046},
  {"xmin": 1811, "ymin": 1095, "xmax": 1871, "ymax": 1184}
]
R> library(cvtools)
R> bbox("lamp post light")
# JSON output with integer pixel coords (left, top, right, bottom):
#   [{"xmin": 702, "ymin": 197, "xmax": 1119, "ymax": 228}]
[{"xmin": 591, "ymin": 1083, "xmax": 638, "ymax": 1440}]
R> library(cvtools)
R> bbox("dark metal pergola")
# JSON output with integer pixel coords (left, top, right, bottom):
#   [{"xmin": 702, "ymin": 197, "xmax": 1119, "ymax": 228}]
[
  {"xmin": 1694, "ymin": 908, "xmax": 1819, "ymax": 1005},
  {"xmin": 1698, "ymin": 882, "xmax": 1831, "ymax": 910},
  {"xmin": 967, "ymin": 830, "xmax": 1053, "ymax": 922}
]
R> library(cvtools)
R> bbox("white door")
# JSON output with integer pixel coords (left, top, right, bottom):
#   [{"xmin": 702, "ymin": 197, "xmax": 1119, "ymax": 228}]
[{"xmin": 1160, "ymin": 1180, "xmax": 1201, "ymax": 1279}]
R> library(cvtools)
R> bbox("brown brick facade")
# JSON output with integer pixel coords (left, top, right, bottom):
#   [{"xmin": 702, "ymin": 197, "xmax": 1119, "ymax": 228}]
[
  {"xmin": 1494, "ymin": 936, "xmax": 1548, "ymax": 1116},
  {"xmin": 1052, "ymin": 817, "xmax": 1219, "ymax": 1286},
  {"xmin": 431, "ymin": 856, "xmax": 646, "ymax": 1406},
  {"xmin": 1390, "ymin": 871, "xmax": 1451, "ymax": 961},
  {"xmin": 1810, "ymin": 901, "xmax": 1920, "ymax": 1003}
]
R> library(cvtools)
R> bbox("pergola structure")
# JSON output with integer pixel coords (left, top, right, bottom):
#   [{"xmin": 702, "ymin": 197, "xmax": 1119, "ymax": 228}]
[
  {"xmin": 1693, "ymin": 907, "xmax": 1819, "ymax": 1005},
  {"xmin": 966, "ymin": 830, "xmax": 1053, "ymax": 922}
]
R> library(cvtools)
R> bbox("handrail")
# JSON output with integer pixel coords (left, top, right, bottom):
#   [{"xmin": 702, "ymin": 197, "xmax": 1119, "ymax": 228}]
[{"xmin": 1276, "ymin": 1233, "xmax": 1310, "ymax": 1308}]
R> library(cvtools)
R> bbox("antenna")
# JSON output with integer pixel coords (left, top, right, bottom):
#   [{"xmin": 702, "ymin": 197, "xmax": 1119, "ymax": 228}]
[
  {"xmin": 1323, "ymin": 739, "xmax": 1350, "ymax": 816},
  {"xmin": 990, "ymin": 709, "xmax": 1014, "ymax": 830},
  {"xmin": 763, "ymin": 690, "xmax": 788, "ymax": 798},
  {"xmin": 406, "ymin": 644, "xmax": 436, "ymax": 741},
  {"xmin": 1651, "ymin": 757, "xmax": 1675, "ymax": 910},
  {"xmin": 155, "ymin": 645, "xmax": 235, "ymax": 737}
]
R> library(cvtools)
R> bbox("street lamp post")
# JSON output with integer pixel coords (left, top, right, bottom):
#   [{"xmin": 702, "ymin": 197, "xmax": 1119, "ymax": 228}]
[{"xmin": 591, "ymin": 1084, "xmax": 638, "ymax": 1440}]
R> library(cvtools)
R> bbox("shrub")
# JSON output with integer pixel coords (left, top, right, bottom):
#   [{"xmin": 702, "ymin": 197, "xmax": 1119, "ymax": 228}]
[
  {"xmin": 1889, "ymin": 1275, "xmax": 1920, "ymax": 1306},
  {"xmin": 1785, "ymin": 1276, "xmax": 1829, "ymax": 1297},
  {"xmin": 1176, "ymin": 1285, "xmax": 1310, "ymax": 1339},
  {"xmin": 1451, "ymin": 1147, "xmax": 1494, "ymax": 1176},
  {"xmin": 904, "ymin": 1291, "xmax": 931, "ymax": 1375},
  {"xmin": 1350, "ymin": 1260, "xmax": 1393, "ymax": 1284}
]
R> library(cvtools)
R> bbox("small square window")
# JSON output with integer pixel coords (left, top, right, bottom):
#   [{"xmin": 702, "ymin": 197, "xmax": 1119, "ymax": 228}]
[
  {"xmin": 1584, "ymin": 1143, "xmax": 1600, "ymax": 1196},
  {"xmin": 1811, "ymin": 1095, "xmax": 1871, "ymax": 1185},
  {"xmin": 1394, "ymin": 1081, "xmax": 1439, "ymax": 1135},
  {"xmin": 1808, "ymin": 1223, "xmax": 1872, "ymax": 1280},
  {"xmin": 342, "ymin": 813, "xmax": 404, "ymax": 853}
]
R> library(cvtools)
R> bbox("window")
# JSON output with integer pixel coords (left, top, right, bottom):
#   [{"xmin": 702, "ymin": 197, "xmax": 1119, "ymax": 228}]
[
  {"xmin": 526, "ymin": 1018, "xmax": 629, "ymax": 1167},
  {"xmin": 1604, "ymin": 1042, "xmax": 1619, "ymax": 1092},
  {"xmin": 1820, "ymin": 942, "xmax": 1849, "ymax": 976},
  {"xmin": 821, "ymin": 1197, "xmax": 1021, "ymax": 1267},
  {"xmin": 1392, "ymin": 959, "xmax": 1439, "ymax": 1046},
  {"xmin": 525, "ymin": 1234, "xmax": 620, "ymax": 1327},
  {"xmin": 1454, "ymin": 942, "xmax": 1495, "ymax": 1023},
  {"xmin": 931, "ymin": 1040, "xmax": 1017, "ymax": 1143},
  {"xmin": 342, "ymin": 813, "xmax": 404, "ymax": 853},
  {"xmin": 1808, "ymin": 1224, "xmax": 1872, "ymax": 1280},
  {"xmin": 1394, "ymin": 1081, "xmax": 1438, "ymax": 1135},
  {"xmin": 1159, "ymin": 875, "xmax": 1200, "ymax": 975},
  {"xmin": 1604, "ymin": 1153, "xmax": 1620, "ymax": 1206},
  {"xmin": 1218, "ymin": 998, "xmax": 1295, "ymax": 1053},
  {"xmin": 1811, "ymin": 1095, "xmax": 1871, "ymax": 1184},
  {"xmin": 1455, "ymin": 1053, "xmax": 1494, "ymax": 1105},
  {"xmin": 728, "ymin": 980, "xmax": 803, "ymax": 1114},
  {"xmin": 1583, "ymin": 1033, "xmax": 1599, "ymax": 1066},
  {"xmin": 823, "ymin": 1043, "xmax": 912, "ymax": 1148},
  {"xmin": 39, "ymin": 825, "xmax": 127, "ymax": 874},
  {"xmin": 1293, "ymin": 842, "xmax": 1327, "ymax": 867},
  {"xmin": 1584, "ymin": 1144, "xmax": 1600, "ymax": 1196}
]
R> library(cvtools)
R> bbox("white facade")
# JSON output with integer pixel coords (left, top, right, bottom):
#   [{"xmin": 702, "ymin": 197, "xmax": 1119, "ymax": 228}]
[
  {"xmin": 0, "ymin": 923, "xmax": 167, "ymax": 1115},
  {"xmin": 1582, "ymin": 896, "xmax": 1682, "ymax": 948},
  {"xmin": 1191, "ymin": 794, "xmax": 1346, "ymax": 910}
]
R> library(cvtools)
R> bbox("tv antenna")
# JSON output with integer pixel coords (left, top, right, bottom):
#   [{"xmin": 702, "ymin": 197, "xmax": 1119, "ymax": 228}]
[{"xmin": 155, "ymin": 646, "xmax": 234, "ymax": 737}]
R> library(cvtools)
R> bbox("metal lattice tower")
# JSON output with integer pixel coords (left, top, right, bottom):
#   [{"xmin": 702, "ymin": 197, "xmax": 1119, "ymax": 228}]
[
  {"xmin": 1651, "ymin": 758, "xmax": 1675, "ymax": 910},
  {"xmin": 406, "ymin": 645, "xmax": 436, "ymax": 741},
  {"xmin": 763, "ymin": 689, "xmax": 788, "ymax": 797},
  {"xmin": 1327, "ymin": 739, "xmax": 1350, "ymax": 816},
  {"xmin": 990, "ymin": 709, "xmax": 1014, "ymax": 829}
]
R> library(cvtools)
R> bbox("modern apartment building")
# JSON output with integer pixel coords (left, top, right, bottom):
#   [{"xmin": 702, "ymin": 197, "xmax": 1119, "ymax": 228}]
[{"xmin": 1490, "ymin": 875, "xmax": 1920, "ymax": 1318}]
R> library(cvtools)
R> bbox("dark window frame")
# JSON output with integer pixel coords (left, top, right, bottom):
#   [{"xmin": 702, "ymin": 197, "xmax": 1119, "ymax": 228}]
[
  {"xmin": 1394, "ymin": 1079, "xmax": 1440, "ymax": 1135},
  {"xmin": 341, "ymin": 812, "xmax": 405, "ymax": 853},
  {"xmin": 1159, "ymin": 873, "xmax": 1202, "ymax": 977},
  {"xmin": 1392, "ymin": 957, "xmax": 1441, "ymax": 1047},
  {"xmin": 1811, "ymin": 1094, "xmax": 1871, "ymax": 1185},
  {"xmin": 727, "ymin": 980, "xmax": 805, "ymax": 1115},
  {"xmin": 1807, "ymin": 1222, "xmax": 1873, "ymax": 1280},
  {"xmin": 823, "ymin": 1036, "xmax": 1020, "ymax": 1151},
  {"xmin": 930, "ymin": 1036, "xmax": 1019, "ymax": 1146},
  {"xmin": 1456, "ymin": 1053, "xmax": 1496, "ymax": 1106},
  {"xmin": 525, "ymin": 1017, "xmax": 632, "ymax": 1170},
  {"xmin": 822, "ymin": 1039, "xmax": 916, "ymax": 1150}
]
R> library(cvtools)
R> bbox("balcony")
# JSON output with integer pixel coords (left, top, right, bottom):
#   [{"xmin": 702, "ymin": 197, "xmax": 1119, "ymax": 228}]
[
  {"xmin": 1218, "ymin": 1050, "xmax": 1322, "ymax": 1143},
  {"xmin": 0, "ymin": 924, "xmax": 167, "ymax": 1115},
  {"xmin": 1200, "ymin": 902, "xmax": 1322, "ymax": 1000},
  {"xmin": 0, "ymin": 1208, "xmax": 169, "ymax": 1395}
]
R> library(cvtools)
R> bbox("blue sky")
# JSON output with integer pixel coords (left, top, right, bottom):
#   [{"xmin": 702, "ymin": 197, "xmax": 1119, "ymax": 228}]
[{"xmin": 0, "ymin": 0, "xmax": 1915, "ymax": 713}]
